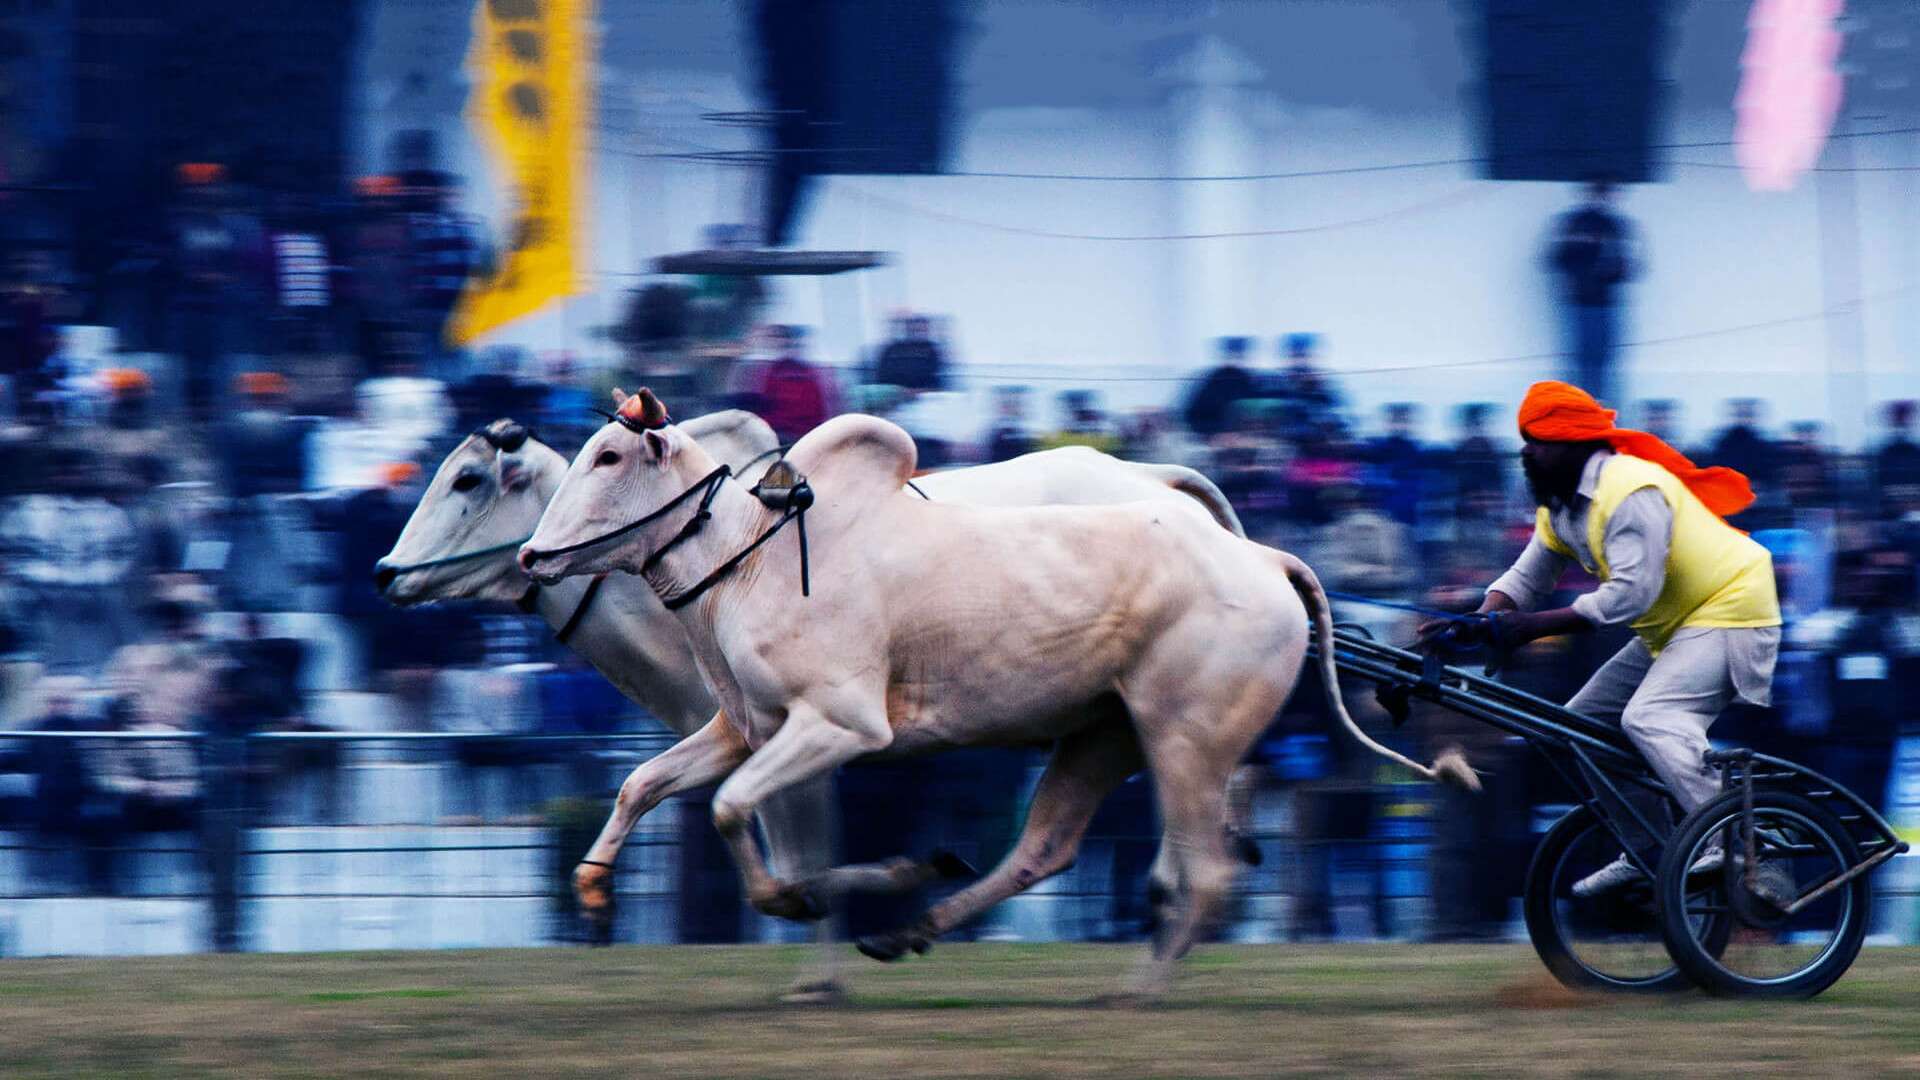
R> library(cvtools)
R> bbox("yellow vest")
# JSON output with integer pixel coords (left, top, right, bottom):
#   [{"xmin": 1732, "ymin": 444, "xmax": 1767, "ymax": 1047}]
[{"xmin": 1536, "ymin": 454, "xmax": 1780, "ymax": 655}]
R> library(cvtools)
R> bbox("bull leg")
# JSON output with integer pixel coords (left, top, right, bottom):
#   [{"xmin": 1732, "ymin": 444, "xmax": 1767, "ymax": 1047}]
[
  {"xmin": 712, "ymin": 703, "xmax": 891, "ymax": 922},
  {"xmin": 754, "ymin": 777, "xmax": 848, "ymax": 1002},
  {"xmin": 857, "ymin": 718, "xmax": 1144, "ymax": 962},
  {"xmin": 1122, "ymin": 740, "xmax": 1239, "ymax": 999},
  {"xmin": 573, "ymin": 712, "xmax": 749, "ymax": 923}
]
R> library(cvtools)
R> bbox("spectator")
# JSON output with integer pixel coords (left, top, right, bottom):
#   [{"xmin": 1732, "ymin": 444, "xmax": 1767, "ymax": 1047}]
[
  {"xmin": 103, "ymin": 595, "xmax": 221, "ymax": 733},
  {"xmin": 1364, "ymin": 403, "xmax": 1428, "ymax": 528},
  {"xmin": 747, "ymin": 324, "xmax": 837, "ymax": 443},
  {"xmin": 165, "ymin": 164, "xmax": 262, "ymax": 420},
  {"xmin": 1546, "ymin": 177, "xmax": 1638, "ymax": 404},
  {"xmin": 1639, "ymin": 398, "xmax": 1682, "ymax": 447},
  {"xmin": 1874, "ymin": 400, "xmax": 1920, "ymax": 520},
  {"xmin": 327, "ymin": 461, "xmax": 481, "ymax": 694},
  {"xmin": 1705, "ymin": 398, "xmax": 1781, "ymax": 527},
  {"xmin": 1791, "ymin": 544, "xmax": 1920, "ymax": 810},
  {"xmin": 359, "ymin": 353, "xmax": 454, "ymax": 452},
  {"xmin": 871, "ymin": 312, "xmax": 949, "ymax": 393},
  {"xmin": 1449, "ymin": 403, "xmax": 1509, "ymax": 514},
  {"xmin": 216, "ymin": 372, "xmax": 312, "ymax": 609},
  {"xmin": 1779, "ymin": 420, "xmax": 1837, "ymax": 511},
  {"xmin": 20, "ymin": 675, "xmax": 118, "ymax": 890},
  {"xmin": 1270, "ymin": 333, "xmax": 1342, "ymax": 444},
  {"xmin": 984, "ymin": 385, "xmax": 1036, "ymax": 463},
  {"xmin": 308, "ymin": 356, "xmax": 452, "ymax": 490},
  {"xmin": 535, "ymin": 351, "xmax": 597, "ymax": 457},
  {"xmin": 92, "ymin": 694, "xmax": 202, "ymax": 833},
  {"xmin": 400, "ymin": 169, "xmax": 485, "ymax": 375},
  {"xmin": 1039, "ymin": 389, "xmax": 1120, "ymax": 454},
  {"xmin": 0, "ymin": 250, "xmax": 61, "ymax": 421},
  {"xmin": 95, "ymin": 368, "xmax": 167, "ymax": 493},
  {"xmin": 1212, "ymin": 399, "xmax": 1290, "ymax": 542},
  {"xmin": 1121, "ymin": 407, "xmax": 1204, "ymax": 469},
  {"xmin": 219, "ymin": 372, "xmax": 309, "ymax": 497},
  {"xmin": 450, "ymin": 347, "xmax": 547, "ymax": 436},
  {"xmin": 1182, "ymin": 336, "xmax": 1260, "ymax": 441},
  {"xmin": 344, "ymin": 175, "xmax": 414, "ymax": 380},
  {"xmin": 265, "ymin": 192, "xmax": 334, "ymax": 354},
  {"xmin": 1309, "ymin": 481, "xmax": 1414, "ymax": 599},
  {"xmin": 0, "ymin": 447, "xmax": 147, "ymax": 669}
]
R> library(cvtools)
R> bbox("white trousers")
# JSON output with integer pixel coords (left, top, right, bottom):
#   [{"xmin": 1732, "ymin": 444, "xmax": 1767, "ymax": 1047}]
[{"xmin": 1566, "ymin": 626, "xmax": 1781, "ymax": 813}]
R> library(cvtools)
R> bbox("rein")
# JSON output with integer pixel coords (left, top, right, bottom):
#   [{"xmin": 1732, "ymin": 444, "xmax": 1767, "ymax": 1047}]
[
  {"xmin": 527, "ymin": 462, "xmax": 814, "ymax": 612},
  {"xmin": 531, "ymin": 464, "xmax": 733, "ymax": 562},
  {"xmin": 384, "ymin": 539, "xmax": 603, "ymax": 647},
  {"xmin": 379, "ymin": 536, "xmax": 532, "ymax": 575}
]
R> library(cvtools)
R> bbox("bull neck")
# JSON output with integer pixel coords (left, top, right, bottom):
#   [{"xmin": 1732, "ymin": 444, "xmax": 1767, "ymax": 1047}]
[{"xmin": 636, "ymin": 472, "xmax": 768, "ymax": 612}]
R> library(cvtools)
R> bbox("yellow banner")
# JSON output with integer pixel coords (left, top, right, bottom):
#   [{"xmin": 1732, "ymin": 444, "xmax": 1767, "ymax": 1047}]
[{"xmin": 446, "ymin": 0, "xmax": 592, "ymax": 346}]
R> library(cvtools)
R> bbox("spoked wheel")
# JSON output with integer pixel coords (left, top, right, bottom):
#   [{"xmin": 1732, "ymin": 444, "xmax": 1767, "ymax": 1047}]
[
  {"xmin": 1524, "ymin": 806, "xmax": 1729, "ymax": 992},
  {"xmin": 1656, "ymin": 791, "xmax": 1869, "ymax": 998}
]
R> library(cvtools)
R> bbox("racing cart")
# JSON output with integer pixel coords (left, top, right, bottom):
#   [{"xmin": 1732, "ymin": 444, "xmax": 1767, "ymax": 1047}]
[{"xmin": 1313, "ymin": 624, "xmax": 1908, "ymax": 998}]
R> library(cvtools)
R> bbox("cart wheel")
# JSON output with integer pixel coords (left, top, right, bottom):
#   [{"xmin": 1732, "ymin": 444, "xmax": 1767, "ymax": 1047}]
[
  {"xmin": 1524, "ymin": 806, "xmax": 1727, "ymax": 992},
  {"xmin": 1656, "ymin": 790, "xmax": 1869, "ymax": 999}
]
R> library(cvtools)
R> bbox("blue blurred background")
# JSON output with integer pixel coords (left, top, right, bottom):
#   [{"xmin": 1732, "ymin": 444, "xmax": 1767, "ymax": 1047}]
[{"xmin": 0, "ymin": 0, "xmax": 1917, "ymax": 956}]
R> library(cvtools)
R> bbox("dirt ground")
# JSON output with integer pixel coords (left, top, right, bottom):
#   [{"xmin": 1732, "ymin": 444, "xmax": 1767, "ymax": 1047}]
[{"xmin": 2, "ymin": 943, "xmax": 1917, "ymax": 1077}]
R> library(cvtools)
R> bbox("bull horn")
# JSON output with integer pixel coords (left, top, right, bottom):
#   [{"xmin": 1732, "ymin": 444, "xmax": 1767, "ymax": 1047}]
[{"xmin": 618, "ymin": 387, "xmax": 669, "ymax": 429}]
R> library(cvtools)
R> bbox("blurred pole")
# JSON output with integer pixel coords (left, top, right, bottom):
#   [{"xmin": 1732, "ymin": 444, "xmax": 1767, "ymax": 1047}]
[
  {"xmin": 1817, "ymin": 117, "xmax": 1867, "ymax": 447},
  {"xmin": 204, "ymin": 733, "xmax": 246, "ymax": 953},
  {"xmin": 1163, "ymin": 35, "xmax": 1262, "ymax": 367}
]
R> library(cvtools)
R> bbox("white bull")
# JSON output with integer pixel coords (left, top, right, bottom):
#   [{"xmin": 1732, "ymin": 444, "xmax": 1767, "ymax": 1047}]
[
  {"xmin": 376, "ymin": 408, "xmax": 1254, "ymax": 999},
  {"xmin": 519, "ymin": 390, "xmax": 1473, "ymax": 998}
]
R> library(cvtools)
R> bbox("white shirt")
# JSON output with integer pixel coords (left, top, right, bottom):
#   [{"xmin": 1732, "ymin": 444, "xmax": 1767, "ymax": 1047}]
[{"xmin": 1488, "ymin": 450, "xmax": 1674, "ymax": 627}]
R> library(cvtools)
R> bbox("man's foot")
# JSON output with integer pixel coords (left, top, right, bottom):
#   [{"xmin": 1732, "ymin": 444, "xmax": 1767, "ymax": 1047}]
[
  {"xmin": 1686, "ymin": 839, "xmax": 1724, "ymax": 878},
  {"xmin": 1572, "ymin": 854, "xmax": 1645, "ymax": 898}
]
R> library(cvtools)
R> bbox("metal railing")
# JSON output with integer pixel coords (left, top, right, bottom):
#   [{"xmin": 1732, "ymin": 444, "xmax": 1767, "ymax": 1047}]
[{"xmin": 0, "ymin": 729, "xmax": 1912, "ymax": 956}]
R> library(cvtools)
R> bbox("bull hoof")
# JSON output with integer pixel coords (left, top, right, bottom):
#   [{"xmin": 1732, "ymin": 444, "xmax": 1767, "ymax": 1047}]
[
  {"xmin": 856, "ymin": 928, "xmax": 932, "ymax": 963},
  {"xmin": 573, "ymin": 862, "xmax": 614, "ymax": 913},
  {"xmin": 928, "ymin": 850, "xmax": 980, "ymax": 881},
  {"xmin": 780, "ymin": 980, "xmax": 849, "ymax": 1006},
  {"xmin": 755, "ymin": 882, "xmax": 829, "ymax": 922}
]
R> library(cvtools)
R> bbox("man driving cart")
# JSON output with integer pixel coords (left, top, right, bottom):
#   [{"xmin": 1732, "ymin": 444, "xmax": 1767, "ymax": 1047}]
[{"xmin": 1424, "ymin": 381, "xmax": 1781, "ymax": 898}]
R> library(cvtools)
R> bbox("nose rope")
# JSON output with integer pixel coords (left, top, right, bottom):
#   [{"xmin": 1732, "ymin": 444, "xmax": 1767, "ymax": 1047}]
[{"xmin": 377, "ymin": 535, "xmax": 534, "ymax": 577}]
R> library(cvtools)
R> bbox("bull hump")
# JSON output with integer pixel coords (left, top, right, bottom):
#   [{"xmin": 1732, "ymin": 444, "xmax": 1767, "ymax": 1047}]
[{"xmin": 782, "ymin": 415, "xmax": 918, "ymax": 499}]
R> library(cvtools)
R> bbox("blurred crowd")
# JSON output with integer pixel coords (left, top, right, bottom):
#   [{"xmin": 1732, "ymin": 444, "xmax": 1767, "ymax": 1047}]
[{"xmin": 2, "ymin": 166, "xmax": 1916, "ymax": 940}]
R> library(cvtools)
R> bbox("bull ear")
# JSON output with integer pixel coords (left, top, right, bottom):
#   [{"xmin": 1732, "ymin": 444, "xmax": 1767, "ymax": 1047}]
[
  {"xmin": 610, "ymin": 387, "xmax": 629, "ymax": 408},
  {"xmin": 643, "ymin": 428, "xmax": 674, "ymax": 464}
]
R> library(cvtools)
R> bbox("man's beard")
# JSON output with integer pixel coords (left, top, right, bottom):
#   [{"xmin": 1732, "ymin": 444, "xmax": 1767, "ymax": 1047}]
[{"xmin": 1524, "ymin": 457, "xmax": 1564, "ymax": 509}]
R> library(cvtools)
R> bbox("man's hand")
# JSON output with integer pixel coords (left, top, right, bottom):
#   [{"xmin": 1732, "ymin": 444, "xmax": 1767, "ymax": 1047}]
[
  {"xmin": 1495, "ymin": 607, "xmax": 1594, "ymax": 647},
  {"xmin": 1418, "ymin": 591, "xmax": 1516, "ymax": 645}
]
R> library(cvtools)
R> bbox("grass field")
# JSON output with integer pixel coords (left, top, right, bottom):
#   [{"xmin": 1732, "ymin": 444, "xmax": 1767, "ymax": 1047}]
[{"xmin": 2, "ymin": 943, "xmax": 1918, "ymax": 1077}]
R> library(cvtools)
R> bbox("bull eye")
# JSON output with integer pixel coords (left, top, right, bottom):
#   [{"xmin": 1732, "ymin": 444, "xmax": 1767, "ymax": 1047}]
[
  {"xmin": 595, "ymin": 449, "xmax": 620, "ymax": 467},
  {"xmin": 452, "ymin": 473, "xmax": 483, "ymax": 493}
]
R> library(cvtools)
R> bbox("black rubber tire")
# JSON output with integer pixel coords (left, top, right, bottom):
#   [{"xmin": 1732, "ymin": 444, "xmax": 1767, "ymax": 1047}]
[
  {"xmin": 1524, "ymin": 805, "xmax": 1719, "ymax": 993},
  {"xmin": 1656, "ymin": 790, "xmax": 1869, "ymax": 999}
]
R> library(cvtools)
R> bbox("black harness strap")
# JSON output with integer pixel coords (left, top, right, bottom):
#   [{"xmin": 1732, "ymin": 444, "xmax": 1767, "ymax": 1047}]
[
  {"xmin": 532, "ymin": 465, "xmax": 732, "ymax": 561},
  {"xmin": 531, "ymin": 407, "xmax": 821, "ymax": 613},
  {"xmin": 555, "ymin": 574, "xmax": 608, "ymax": 644},
  {"xmin": 660, "ymin": 499, "xmax": 809, "ymax": 611},
  {"xmin": 513, "ymin": 575, "xmax": 604, "ymax": 645}
]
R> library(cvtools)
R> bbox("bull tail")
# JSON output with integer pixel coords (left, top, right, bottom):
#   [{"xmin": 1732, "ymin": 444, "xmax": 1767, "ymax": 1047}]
[
  {"xmin": 1275, "ymin": 550, "xmax": 1479, "ymax": 792},
  {"xmin": 1137, "ymin": 463, "xmax": 1246, "ymax": 538}
]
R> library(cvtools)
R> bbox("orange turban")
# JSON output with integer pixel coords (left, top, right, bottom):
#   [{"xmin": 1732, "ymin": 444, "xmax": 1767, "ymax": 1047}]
[
  {"xmin": 234, "ymin": 371, "xmax": 290, "ymax": 398},
  {"xmin": 100, "ymin": 368, "xmax": 153, "ymax": 396},
  {"xmin": 1517, "ymin": 381, "xmax": 1755, "ymax": 520}
]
